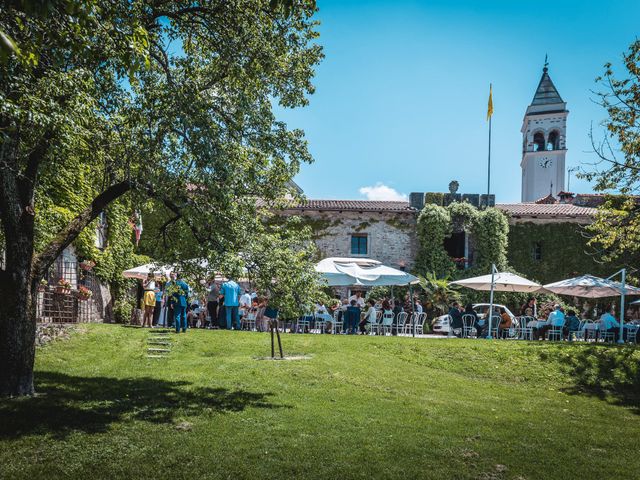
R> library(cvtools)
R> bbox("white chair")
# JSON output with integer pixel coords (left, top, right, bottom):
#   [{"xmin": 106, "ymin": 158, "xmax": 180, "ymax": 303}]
[
  {"xmin": 381, "ymin": 311, "xmax": 395, "ymax": 335},
  {"xmin": 297, "ymin": 313, "xmax": 313, "ymax": 334},
  {"xmin": 332, "ymin": 309, "xmax": 343, "ymax": 334},
  {"xmin": 243, "ymin": 310, "xmax": 257, "ymax": 331},
  {"xmin": 461, "ymin": 314, "xmax": 475, "ymax": 338},
  {"xmin": 314, "ymin": 314, "xmax": 327, "ymax": 334},
  {"xmin": 625, "ymin": 325, "xmax": 639, "ymax": 344},
  {"xmin": 368, "ymin": 310, "xmax": 382, "ymax": 335},
  {"xmin": 404, "ymin": 312, "xmax": 417, "ymax": 335},
  {"xmin": 598, "ymin": 322, "xmax": 617, "ymax": 343},
  {"xmin": 518, "ymin": 316, "xmax": 534, "ymax": 340},
  {"xmin": 546, "ymin": 319, "xmax": 564, "ymax": 341},
  {"xmin": 413, "ymin": 312, "xmax": 427, "ymax": 335},
  {"xmin": 395, "ymin": 312, "xmax": 408, "ymax": 335}
]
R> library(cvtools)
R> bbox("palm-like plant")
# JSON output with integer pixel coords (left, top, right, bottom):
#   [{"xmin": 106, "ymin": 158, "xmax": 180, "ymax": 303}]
[{"xmin": 418, "ymin": 272, "xmax": 460, "ymax": 315}]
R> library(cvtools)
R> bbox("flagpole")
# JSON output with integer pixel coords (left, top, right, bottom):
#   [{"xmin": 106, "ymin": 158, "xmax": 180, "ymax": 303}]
[{"xmin": 486, "ymin": 83, "xmax": 492, "ymax": 208}]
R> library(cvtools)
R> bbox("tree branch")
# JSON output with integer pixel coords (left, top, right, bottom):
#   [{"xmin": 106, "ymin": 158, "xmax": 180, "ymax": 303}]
[{"xmin": 33, "ymin": 180, "xmax": 133, "ymax": 277}]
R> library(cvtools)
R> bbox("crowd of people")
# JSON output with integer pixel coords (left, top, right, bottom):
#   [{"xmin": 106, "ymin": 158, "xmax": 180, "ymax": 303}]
[
  {"xmin": 136, "ymin": 272, "xmax": 277, "ymax": 333},
  {"xmin": 309, "ymin": 291, "xmax": 424, "ymax": 335}
]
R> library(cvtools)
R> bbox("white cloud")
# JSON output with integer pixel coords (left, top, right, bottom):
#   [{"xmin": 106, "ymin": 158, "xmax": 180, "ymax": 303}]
[{"xmin": 359, "ymin": 183, "xmax": 407, "ymax": 201}]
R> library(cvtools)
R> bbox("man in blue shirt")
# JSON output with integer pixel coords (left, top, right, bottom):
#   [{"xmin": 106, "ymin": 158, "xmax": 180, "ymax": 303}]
[
  {"xmin": 169, "ymin": 272, "xmax": 190, "ymax": 333},
  {"xmin": 221, "ymin": 277, "xmax": 241, "ymax": 330}
]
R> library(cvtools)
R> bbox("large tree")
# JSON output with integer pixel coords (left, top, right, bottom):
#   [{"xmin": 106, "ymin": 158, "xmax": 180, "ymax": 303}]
[
  {"xmin": 582, "ymin": 40, "xmax": 640, "ymax": 267},
  {"xmin": 0, "ymin": 0, "xmax": 322, "ymax": 396}
]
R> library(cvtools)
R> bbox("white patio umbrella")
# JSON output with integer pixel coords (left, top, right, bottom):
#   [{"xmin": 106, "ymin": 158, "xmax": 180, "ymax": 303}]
[
  {"xmin": 315, "ymin": 257, "xmax": 419, "ymax": 287},
  {"xmin": 451, "ymin": 266, "xmax": 543, "ymax": 339},
  {"xmin": 542, "ymin": 274, "xmax": 640, "ymax": 298},
  {"xmin": 631, "ymin": 299, "xmax": 640, "ymax": 305},
  {"xmin": 543, "ymin": 272, "xmax": 640, "ymax": 343},
  {"xmin": 122, "ymin": 263, "xmax": 172, "ymax": 280},
  {"xmin": 451, "ymin": 271, "xmax": 542, "ymax": 293}
]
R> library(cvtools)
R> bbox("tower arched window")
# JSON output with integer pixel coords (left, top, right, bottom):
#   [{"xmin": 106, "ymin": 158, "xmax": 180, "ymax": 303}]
[
  {"xmin": 547, "ymin": 130, "xmax": 559, "ymax": 151},
  {"xmin": 533, "ymin": 132, "xmax": 545, "ymax": 152}
]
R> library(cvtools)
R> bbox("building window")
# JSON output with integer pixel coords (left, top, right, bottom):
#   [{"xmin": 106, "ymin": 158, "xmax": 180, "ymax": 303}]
[
  {"xmin": 533, "ymin": 242, "xmax": 542, "ymax": 261},
  {"xmin": 547, "ymin": 130, "xmax": 559, "ymax": 150},
  {"xmin": 351, "ymin": 234, "xmax": 368, "ymax": 255},
  {"xmin": 533, "ymin": 132, "xmax": 545, "ymax": 152}
]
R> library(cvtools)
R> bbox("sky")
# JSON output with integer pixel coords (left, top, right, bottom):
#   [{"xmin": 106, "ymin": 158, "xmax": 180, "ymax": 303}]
[{"xmin": 275, "ymin": 0, "xmax": 640, "ymax": 203}]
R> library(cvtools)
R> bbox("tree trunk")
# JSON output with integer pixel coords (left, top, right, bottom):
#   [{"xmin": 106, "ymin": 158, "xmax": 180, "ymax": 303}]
[{"xmin": 0, "ymin": 232, "xmax": 37, "ymax": 397}]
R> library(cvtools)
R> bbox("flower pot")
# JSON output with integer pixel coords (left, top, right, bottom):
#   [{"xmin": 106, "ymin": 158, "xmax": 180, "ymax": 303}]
[{"xmin": 55, "ymin": 287, "xmax": 71, "ymax": 295}]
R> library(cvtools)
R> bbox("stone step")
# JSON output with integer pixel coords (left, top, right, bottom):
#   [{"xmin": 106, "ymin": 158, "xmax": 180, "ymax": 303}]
[
  {"xmin": 147, "ymin": 341, "xmax": 171, "ymax": 346},
  {"xmin": 147, "ymin": 348, "xmax": 171, "ymax": 353},
  {"xmin": 146, "ymin": 355, "xmax": 167, "ymax": 359},
  {"xmin": 148, "ymin": 337, "xmax": 172, "ymax": 341}
]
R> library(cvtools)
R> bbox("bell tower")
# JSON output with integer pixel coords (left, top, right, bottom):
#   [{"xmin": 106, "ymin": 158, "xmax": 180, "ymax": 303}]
[{"xmin": 521, "ymin": 60, "xmax": 568, "ymax": 202}]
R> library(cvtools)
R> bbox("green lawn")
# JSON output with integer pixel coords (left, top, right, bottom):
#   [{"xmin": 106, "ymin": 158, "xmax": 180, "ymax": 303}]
[{"xmin": 1, "ymin": 325, "xmax": 639, "ymax": 480}]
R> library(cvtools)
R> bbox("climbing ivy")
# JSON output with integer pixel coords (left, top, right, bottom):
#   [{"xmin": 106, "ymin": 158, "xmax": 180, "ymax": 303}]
[
  {"xmin": 469, "ymin": 207, "xmax": 509, "ymax": 273},
  {"xmin": 415, "ymin": 202, "xmax": 510, "ymax": 279},
  {"xmin": 507, "ymin": 222, "xmax": 615, "ymax": 284},
  {"xmin": 415, "ymin": 204, "xmax": 454, "ymax": 277}
]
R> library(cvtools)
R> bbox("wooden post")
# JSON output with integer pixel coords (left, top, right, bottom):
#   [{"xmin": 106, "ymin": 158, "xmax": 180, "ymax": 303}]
[
  {"xmin": 274, "ymin": 319, "xmax": 284, "ymax": 358},
  {"xmin": 270, "ymin": 321, "xmax": 275, "ymax": 358}
]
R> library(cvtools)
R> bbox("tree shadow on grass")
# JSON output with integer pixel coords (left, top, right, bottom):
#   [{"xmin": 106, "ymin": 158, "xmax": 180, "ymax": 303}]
[
  {"xmin": 0, "ymin": 371, "xmax": 287, "ymax": 440},
  {"xmin": 539, "ymin": 344, "xmax": 640, "ymax": 413}
]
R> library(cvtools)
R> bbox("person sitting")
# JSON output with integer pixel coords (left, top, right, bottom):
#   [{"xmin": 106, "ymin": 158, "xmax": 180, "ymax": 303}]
[
  {"xmin": 463, "ymin": 304, "xmax": 483, "ymax": 338},
  {"xmin": 498, "ymin": 307, "xmax": 513, "ymax": 339},
  {"xmin": 599, "ymin": 307, "xmax": 620, "ymax": 341},
  {"xmin": 359, "ymin": 298, "xmax": 377, "ymax": 334},
  {"xmin": 564, "ymin": 309, "xmax": 581, "ymax": 339},
  {"xmin": 534, "ymin": 304, "xmax": 564, "ymax": 340},
  {"xmin": 448, "ymin": 302, "xmax": 463, "ymax": 337},
  {"xmin": 345, "ymin": 300, "xmax": 361, "ymax": 334}
]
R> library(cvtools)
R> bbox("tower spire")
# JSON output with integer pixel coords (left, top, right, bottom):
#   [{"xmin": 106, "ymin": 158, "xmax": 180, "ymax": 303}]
[{"xmin": 543, "ymin": 54, "xmax": 548, "ymax": 73}]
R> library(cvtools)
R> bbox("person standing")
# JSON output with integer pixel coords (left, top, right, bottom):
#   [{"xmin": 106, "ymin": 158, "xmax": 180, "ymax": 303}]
[
  {"xmin": 206, "ymin": 279, "xmax": 220, "ymax": 329},
  {"xmin": 221, "ymin": 277, "xmax": 242, "ymax": 330},
  {"xmin": 164, "ymin": 271, "xmax": 177, "ymax": 328},
  {"xmin": 141, "ymin": 273, "xmax": 156, "ymax": 328},
  {"xmin": 152, "ymin": 282, "xmax": 163, "ymax": 327},
  {"xmin": 170, "ymin": 272, "xmax": 190, "ymax": 333}
]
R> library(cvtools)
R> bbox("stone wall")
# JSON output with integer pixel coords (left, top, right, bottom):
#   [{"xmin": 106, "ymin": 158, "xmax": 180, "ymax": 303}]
[{"xmin": 281, "ymin": 209, "xmax": 418, "ymax": 269}]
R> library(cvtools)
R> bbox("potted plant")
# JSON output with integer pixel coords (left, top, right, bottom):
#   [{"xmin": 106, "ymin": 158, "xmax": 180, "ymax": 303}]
[
  {"xmin": 79, "ymin": 259, "xmax": 96, "ymax": 271},
  {"xmin": 75, "ymin": 285, "xmax": 93, "ymax": 300},
  {"xmin": 38, "ymin": 278, "xmax": 48, "ymax": 292},
  {"xmin": 55, "ymin": 278, "xmax": 72, "ymax": 295}
]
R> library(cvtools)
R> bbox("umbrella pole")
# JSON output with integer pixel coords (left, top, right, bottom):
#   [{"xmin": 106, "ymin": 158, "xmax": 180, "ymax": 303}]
[
  {"xmin": 619, "ymin": 268, "xmax": 626, "ymax": 344},
  {"xmin": 409, "ymin": 284, "xmax": 415, "ymax": 338},
  {"xmin": 487, "ymin": 264, "xmax": 496, "ymax": 339}
]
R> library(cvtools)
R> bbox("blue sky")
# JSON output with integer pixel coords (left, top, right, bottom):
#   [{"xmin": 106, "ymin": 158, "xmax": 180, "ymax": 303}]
[{"xmin": 276, "ymin": 0, "xmax": 640, "ymax": 203}]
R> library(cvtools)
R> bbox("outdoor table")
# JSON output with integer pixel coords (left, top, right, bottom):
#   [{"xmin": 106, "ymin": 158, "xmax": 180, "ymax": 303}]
[{"xmin": 527, "ymin": 320, "xmax": 547, "ymax": 329}]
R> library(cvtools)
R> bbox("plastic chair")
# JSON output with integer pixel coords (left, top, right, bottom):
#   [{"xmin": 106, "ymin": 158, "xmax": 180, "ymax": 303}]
[
  {"xmin": 461, "ymin": 314, "xmax": 475, "ymax": 338},
  {"xmin": 413, "ymin": 312, "xmax": 427, "ymax": 335},
  {"xmin": 395, "ymin": 312, "xmax": 408, "ymax": 335},
  {"xmin": 546, "ymin": 321, "xmax": 564, "ymax": 341},
  {"xmin": 297, "ymin": 313, "xmax": 313, "ymax": 334},
  {"xmin": 518, "ymin": 316, "xmax": 534, "ymax": 340},
  {"xmin": 332, "ymin": 309, "xmax": 343, "ymax": 334},
  {"xmin": 367, "ymin": 310, "xmax": 382, "ymax": 335},
  {"xmin": 381, "ymin": 311, "xmax": 395, "ymax": 335},
  {"xmin": 314, "ymin": 314, "xmax": 327, "ymax": 334}
]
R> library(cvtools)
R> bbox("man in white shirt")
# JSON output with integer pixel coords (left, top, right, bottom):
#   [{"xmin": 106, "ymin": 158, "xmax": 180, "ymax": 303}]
[
  {"xmin": 348, "ymin": 291, "xmax": 365, "ymax": 308},
  {"xmin": 415, "ymin": 299, "xmax": 423, "ymax": 314}
]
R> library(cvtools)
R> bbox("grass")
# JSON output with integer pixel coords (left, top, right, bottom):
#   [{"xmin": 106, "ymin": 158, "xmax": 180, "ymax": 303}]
[{"xmin": 1, "ymin": 324, "xmax": 639, "ymax": 480}]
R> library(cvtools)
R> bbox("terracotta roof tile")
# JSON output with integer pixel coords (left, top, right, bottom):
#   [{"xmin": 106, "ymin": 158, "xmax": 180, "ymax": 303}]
[
  {"xmin": 282, "ymin": 199, "xmax": 414, "ymax": 212},
  {"xmin": 496, "ymin": 203, "xmax": 596, "ymax": 217}
]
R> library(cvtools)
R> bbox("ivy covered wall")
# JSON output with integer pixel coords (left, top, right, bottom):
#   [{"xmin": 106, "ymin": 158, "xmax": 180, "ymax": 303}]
[{"xmin": 507, "ymin": 222, "xmax": 614, "ymax": 284}]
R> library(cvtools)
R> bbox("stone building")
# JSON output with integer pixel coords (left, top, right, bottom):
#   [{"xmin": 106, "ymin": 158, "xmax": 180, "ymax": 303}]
[{"xmin": 279, "ymin": 200, "xmax": 418, "ymax": 270}]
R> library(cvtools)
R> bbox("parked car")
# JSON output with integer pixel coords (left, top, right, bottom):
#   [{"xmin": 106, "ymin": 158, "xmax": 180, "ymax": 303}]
[{"xmin": 431, "ymin": 303, "xmax": 516, "ymax": 335}]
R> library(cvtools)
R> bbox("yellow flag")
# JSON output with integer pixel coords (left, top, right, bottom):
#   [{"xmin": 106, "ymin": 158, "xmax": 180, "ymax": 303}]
[{"xmin": 487, "ymin": 84, "xmax": 493, "ymax": 121}]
